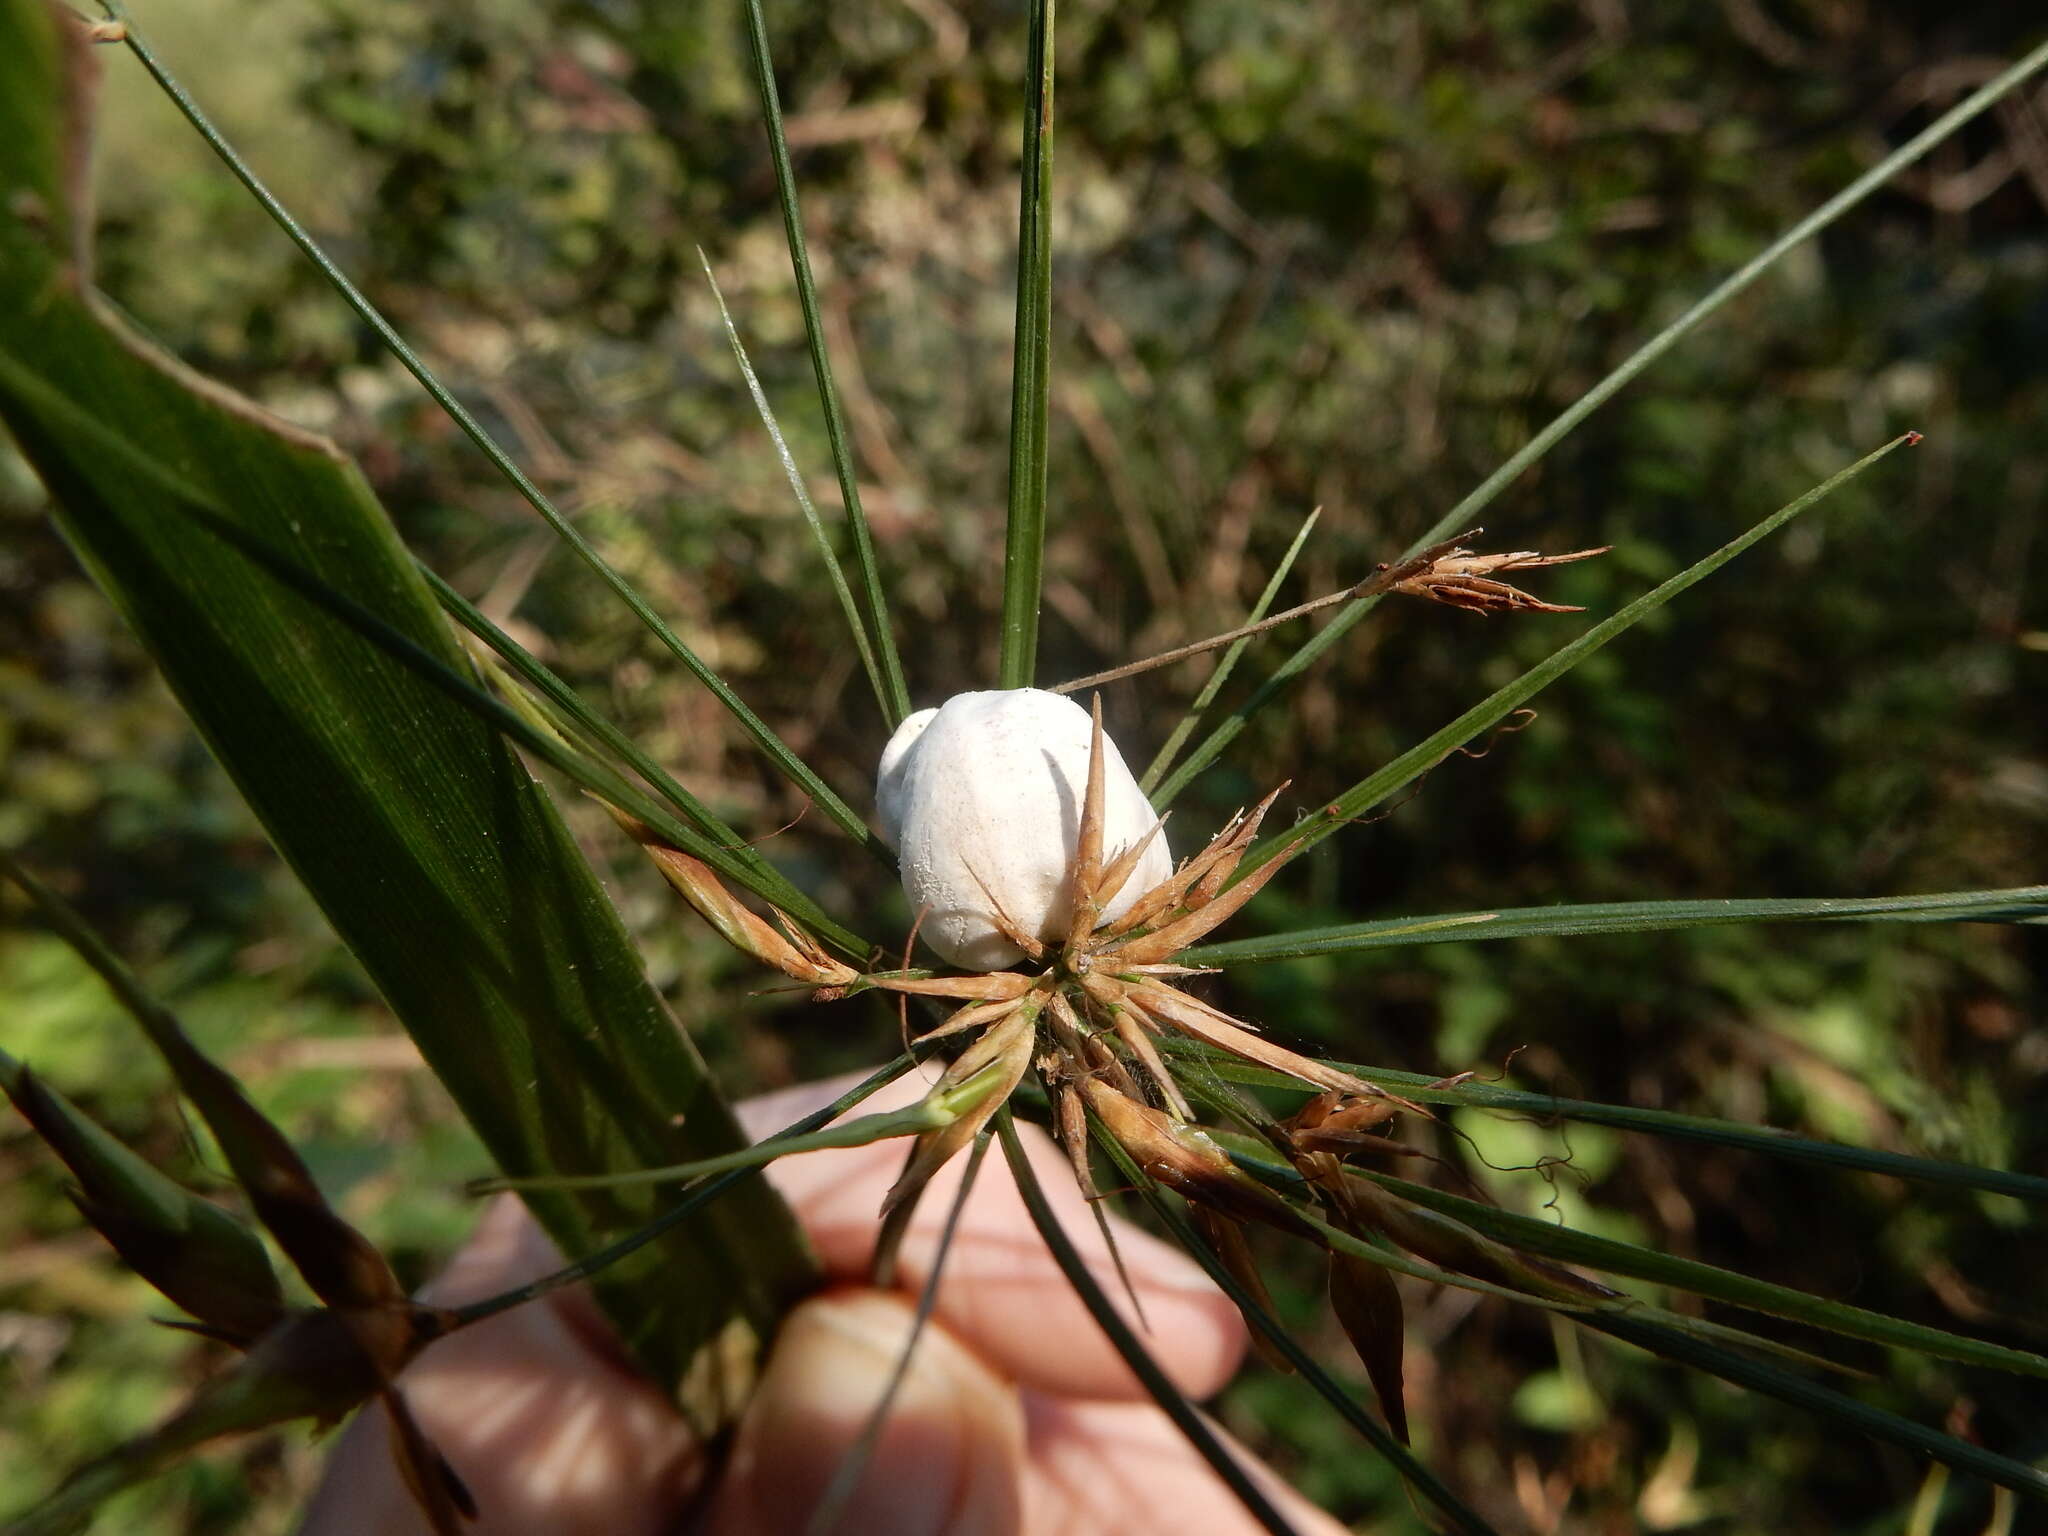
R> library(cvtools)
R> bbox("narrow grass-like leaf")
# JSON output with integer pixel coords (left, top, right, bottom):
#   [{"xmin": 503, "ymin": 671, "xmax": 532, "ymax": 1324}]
[
  {"xmin": 1348, "ymin": 1169, "xmax": 2048, "ymax": 1380},
  {"xmin": 1185, "ymin": 886, "xmax": 2048, "ymax": 966},
  {"xmin": 1229, "ymin": 434, "xmax": 1913, "ymax": 871},
  {"xmin": 1088, "ymin": 1118, "xmax": 1500, "ymax": 1536},
  {"xmin": 454, "ymin": 1055, "xmax": 917, "ymax": 1327},
  {"xmin": 1303, "ymin": 1210, "xmax": 1595, "ymax": 1314},
  {"xmin": 739, "ymin": 0, "xmax": 909, "ymax": 725},
  {"xmin": 1590, "ymin": 1316, "xmax": 2048, "ymax": 1504},
  {"xmin": 1168, "ymin": 1044, "xmax": 2048, "ymax": 1204},
  {"xmin": 1303, "ymin": 1192, "xmax": 1886, "ymax": 1379},
  {"xmin": 1141, "ymin": 506, "xmax": 1320, "ymax": 794},
  {"xmin": 474, "ymin": 1099, "xmax": 956, "ymax": 1193},
  {"xmin": 700, "ymin": 251, "xmax": 890, "ymax": 721},
  {"xmin": 995, "ymin": 1111, "xmax": 1306, "ymax": 1536},
  {"xmin": 0, "ymin": 0, "xmax": 813, "ymax": 1408},
  {"xmin": 1154, "ymin": 34, "xmax": 2048, "ymax": 800},
  {"xmin": 96, "ymin": 0, "xmax": 883, "ymax": 858},
  {"xmin": 998, "ymin": 0, "xmax": 1056, "ymax": 689}
]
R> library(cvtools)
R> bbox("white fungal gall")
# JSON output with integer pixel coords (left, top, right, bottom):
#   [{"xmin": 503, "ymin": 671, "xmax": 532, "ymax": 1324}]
[{"xmin": 875, "ymin": 689, "xmax": 1173, "ymax": 970}]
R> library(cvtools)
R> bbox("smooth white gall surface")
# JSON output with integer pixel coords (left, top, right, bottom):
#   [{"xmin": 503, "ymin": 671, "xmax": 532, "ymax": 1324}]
[{"xmin": 875, "ymin": 690, "xmax": 1173, "ymax": 969}]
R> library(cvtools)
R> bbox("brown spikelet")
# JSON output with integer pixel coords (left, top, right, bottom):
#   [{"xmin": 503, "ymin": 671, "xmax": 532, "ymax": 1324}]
[
  {"xmin": 1391, "ymin": 545, "xmax": 1610, "ymax": 616},
  {"xmin": 1065, "ymin": 696, "xmax": 1110, "ymax": 950},
  {"xmin": 610, "ymin": 808, "xmax": 858, "ymax": 988}
]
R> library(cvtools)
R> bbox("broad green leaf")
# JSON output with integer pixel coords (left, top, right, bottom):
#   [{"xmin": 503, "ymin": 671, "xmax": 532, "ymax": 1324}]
[
  {"xmin": 998, "ymin": 0, "xmax": 1056, "ymax": 688},
  {"xmin": 0, "ymin": 0, "xmax": 811, "ymax": 1414},
  {"xmin": 421, "ymin": 565, "xmax": 862, "ymax": 944},
  {"xmin": 1154, "ymin": 35, "xmax": 2048, "ymax": 799},
  {"xmin": 1185, "ymin": 886, "xmax": 2048, "ymax": 965},
  {"xmin": 740, "ymin": 0, "xmax": 910, "ymax": 726}
]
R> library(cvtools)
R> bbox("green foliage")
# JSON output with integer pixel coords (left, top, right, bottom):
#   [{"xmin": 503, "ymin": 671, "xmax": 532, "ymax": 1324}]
[{"xmin": 0, "ymin": 0, "xmax": 810, "ymax": 1465}]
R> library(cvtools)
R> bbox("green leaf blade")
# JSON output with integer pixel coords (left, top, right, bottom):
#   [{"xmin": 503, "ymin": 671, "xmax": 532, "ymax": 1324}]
[
  {"xmin": 1169, "ymin": 1043, "xmax": 2048, "ymax": 1204},
  {"xmin": 93, "ymin": 0, "xmax": 883, "ymax": 858},
  {"xmin": 739, "ymin": 0, "xmax": 909, "ymax": 725},
  {"xmin": 1234, "ymin": 435, "xmax": 1916, "ymax": 874},
  {"xmin": 1185, "ymin": 886, "xmax": 2048, "ymax": 966},
  {"xmin": 700, "ymin": 250, "xmax": 891, "ymax": 723},
  {"xmin": 1142, "ymin": 505, "xmax": 1320, "ymax": 795},
  {"xmin": 998, "ymin": 0, "xmax": 1056, "ymax": 690},
  {"xmin": 1593, "ymin": 1316, "xmax": 2048, "ymax": 1504},
  {"xmin": 1355, "ymin": 1169, "xmax": 2048, "ymax": 1381}
]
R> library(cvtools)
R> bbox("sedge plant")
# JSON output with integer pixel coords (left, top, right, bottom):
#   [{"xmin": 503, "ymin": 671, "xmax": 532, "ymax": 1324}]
[{"xmin": 1, "ymin": 0, "xmax": 2046, "ymax": 1531}]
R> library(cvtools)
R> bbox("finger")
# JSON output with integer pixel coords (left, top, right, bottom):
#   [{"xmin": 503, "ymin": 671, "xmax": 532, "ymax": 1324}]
[
  {"xmin": 297, "ymin": 1197, "xmax": 701, "ymax": 1536},
  {"xmin": 748, "ymin": 1071, "xmax": 1245, "ymax": 1402},
  {"xmin": 700, "ymin": 1289, "xmax": 1024, "ymax": 1536},
  {"xmin": 1019, "ymin": 1394, "xmax": 1352, "ymax": 1536}
]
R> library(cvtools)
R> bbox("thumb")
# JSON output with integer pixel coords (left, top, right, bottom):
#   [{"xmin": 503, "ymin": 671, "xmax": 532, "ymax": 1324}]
[{"xmin": 701, "ymin": 1289, "xmax": 1024, "ymax": 1536}]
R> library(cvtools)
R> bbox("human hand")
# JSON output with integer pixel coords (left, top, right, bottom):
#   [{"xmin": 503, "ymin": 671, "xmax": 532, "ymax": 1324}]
[{"xmin": 300, "ymin": 1071, "xmax": 1348, "ymax": 1535}]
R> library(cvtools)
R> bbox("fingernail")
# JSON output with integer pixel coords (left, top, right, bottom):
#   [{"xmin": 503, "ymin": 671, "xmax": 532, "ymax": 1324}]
[{"xmin": 705, "ymin": 1290, "xmax": 1022, "ymax": 1536}]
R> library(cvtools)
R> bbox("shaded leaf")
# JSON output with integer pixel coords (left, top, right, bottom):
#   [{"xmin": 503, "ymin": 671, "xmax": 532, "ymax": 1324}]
[
  {"xmin": 5, "ymin": 1302, "xmax": 453, "ymax": 1536},
  {"xmin": 1354, "ymin": 1167, "xmax": 2048, "ymax": 1381},
  {"xmin": 0, "ymin": 1045, "xmax": 284, "ymax": 1345},
  {"xmin": 5, "ymin": 860, "xmax": 400, "ymax": 1312},
  {"xmin": 0, "ymin": 0, "xmax": 811, "ymax": 1408},
  {"xmin": 1593, "ymin": 1315, "xmax": 2048, "ymax": 1505}
]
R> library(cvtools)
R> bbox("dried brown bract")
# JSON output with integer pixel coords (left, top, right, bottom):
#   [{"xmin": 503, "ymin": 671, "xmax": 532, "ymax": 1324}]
[
  {"xmin": 627, "ymin": 697, "xmax": 1428, "ymax": 1290},
  {"xmin": 1390, "ymin": 543, "xmax": 1611, "ymax": 615}
]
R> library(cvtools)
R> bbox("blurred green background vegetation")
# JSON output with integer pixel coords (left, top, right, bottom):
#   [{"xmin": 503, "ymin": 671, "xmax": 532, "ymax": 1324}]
[{"xmin": 2, "ymin": 0, "xmax": 2044, "ymax": 1530}]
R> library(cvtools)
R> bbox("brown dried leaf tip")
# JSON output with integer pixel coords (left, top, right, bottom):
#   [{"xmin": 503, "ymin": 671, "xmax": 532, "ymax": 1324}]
[{"xmin": 1391, "ymin": 543, "xmax": 1610, "ymax": 615}]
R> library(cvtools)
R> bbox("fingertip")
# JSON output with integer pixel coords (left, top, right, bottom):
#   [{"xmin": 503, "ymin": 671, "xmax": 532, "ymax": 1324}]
[
  {"xmin": 1021, "ymin": 1395, "xmax": 1353, "ymax": 1536},
  {"xmin": 300, "ymin": 1199, "xmax": 701, "ymax": 1536},
  {"xmin": 702, "ymin": 1289, "xmax": 1024, "ymax": 1536},
  {"xmin": 893, "ymin": 1128, "xmax": 1248, "ymax": 1402},
  {"xmin": 747, "ymin": 1079, "xmax": 1248, "ymax": 1402}
]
